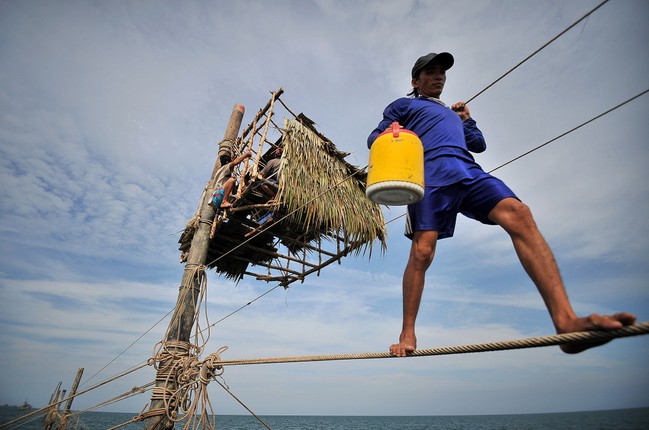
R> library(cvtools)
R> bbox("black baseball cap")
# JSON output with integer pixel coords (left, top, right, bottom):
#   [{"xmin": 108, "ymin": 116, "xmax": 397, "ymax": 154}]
[{"xmin": 411, "ymin": 52, "xmax": 454, "ymax": 78}]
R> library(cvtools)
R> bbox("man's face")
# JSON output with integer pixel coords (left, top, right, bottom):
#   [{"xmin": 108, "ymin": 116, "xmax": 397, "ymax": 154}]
[{"xmin": 411, "ymin": 62, "xmax": 446, "ymax": 98}]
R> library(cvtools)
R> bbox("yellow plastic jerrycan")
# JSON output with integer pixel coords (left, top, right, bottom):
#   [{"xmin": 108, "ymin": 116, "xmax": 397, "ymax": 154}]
[{"xmin": 366, "ymin": 122, "xmax": 424, "ymax": 205}]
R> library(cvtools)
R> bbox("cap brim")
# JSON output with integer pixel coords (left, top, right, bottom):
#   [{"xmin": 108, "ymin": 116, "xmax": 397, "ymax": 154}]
[{"xmin": 425, "ymin": 52, "xmax": 454, "ymax": 70}]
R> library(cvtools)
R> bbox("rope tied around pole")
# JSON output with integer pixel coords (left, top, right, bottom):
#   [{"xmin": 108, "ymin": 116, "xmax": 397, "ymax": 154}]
[{"xmin": 149, "ymin": 346, "xmax": 229, "ymax": 429}]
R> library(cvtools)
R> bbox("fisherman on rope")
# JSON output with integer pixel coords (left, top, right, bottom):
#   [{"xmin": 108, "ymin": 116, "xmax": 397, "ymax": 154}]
[{"xmin": 367, "ymin": 51, "xmax": 636, "ymax": 357}]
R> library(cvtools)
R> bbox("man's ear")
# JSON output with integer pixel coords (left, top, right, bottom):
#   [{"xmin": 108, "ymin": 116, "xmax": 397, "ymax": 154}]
[{"xmin": 411, "ymin": 77, "xmax": 419, "ymax": 90}]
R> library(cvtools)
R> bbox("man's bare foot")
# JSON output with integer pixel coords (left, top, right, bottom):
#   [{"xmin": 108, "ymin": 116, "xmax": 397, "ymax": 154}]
[
  {"xmin": 220, "ymin": 201, "xmax": 231, "ymax": 209},
  {"xmin": 390, "ymin": 333, "xmax": 416, "ymax": 357},
  {"xmin": 558, "ymin": 312, "xmax": 636, "ymax": 354}
]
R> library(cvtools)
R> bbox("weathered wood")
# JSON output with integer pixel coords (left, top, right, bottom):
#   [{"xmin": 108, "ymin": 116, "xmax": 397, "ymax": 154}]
[
  {"xmin": 55, "ymin": 368, "xmax": 84, "ymax": 429},
  {"xmin": 62, "ymin": 368, "xmax": 83, "ymax": 413},
  {"xmin": 298, "ymin": 243, "xmax": 358, "ymax": 280},
  {"xmin": 236, "ymin": 88, "xmax": 281, "ymax": 201},
  {"xmin": 227, "ymin": 254, "xmax": 304, "ymax": 277},
  {"xmin": 43, "ymin": 382, "xmax": 63, "ymax": 429},
  {"xmin": 270, "ymin": 230, "xmax": 340, "ymax": 258},
  {"xmin": 243, "ymin": 243, "xmax": 319, "ymax": 268},
  {"xmin": 241, "ymin": 88, "xmax": 284, "ymax": 140},
  {"xmin": 251, "ymin": 91, "xmax": 277, "ymax": 179},
  {"xmin": 253, "ymin": 274, "xmax": 302, "ymax": 283},
  {"xmin": 227, "ymin": 202, "xmax": 277, "ymax": 213},
  {"xmin": 145, "ymin": 103, "xmax": 245, "ymax": 430}
]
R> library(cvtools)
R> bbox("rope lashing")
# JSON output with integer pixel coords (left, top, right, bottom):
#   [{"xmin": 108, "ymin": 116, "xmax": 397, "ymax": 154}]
[{"xmin": 214, "ymin": 322, "xmax": 649, "ymax": 367}]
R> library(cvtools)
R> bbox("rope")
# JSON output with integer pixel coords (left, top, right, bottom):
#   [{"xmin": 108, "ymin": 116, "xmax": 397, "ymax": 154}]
[
  {"xmin": 382, "ymin": 86, "xmax": 649, "ymax": 237},
  {"xmin": 214, "ymin": 322, "xmax": 649, "ymax": 367},
  {"xmin": 0, "ymin": 364, "xmax": 148, "ymax": 429},
  {"xmin": 487, "ymin": 87, "xmax": 649, "ymax": 173},
  {"xmin": 55, "ymin": 383, "xmax": 154, "ymax": 430},
  {"xmin": 145, "ymin": 346, "xmax": 233, "ymax": 429},
  {"xmin": 465, "ymin": 0, "xmax": 609, "ymax": 104},
  {"xmin": 80, "ymin": 309, "xmax": 174, "ymax": 389},
  {"xmin": 214, "ymin": 378, "xmax": 273, "ymax": 430},
  {"xmin": 144, "ymin": 266, "xmax": 236, "ymax": 429}
]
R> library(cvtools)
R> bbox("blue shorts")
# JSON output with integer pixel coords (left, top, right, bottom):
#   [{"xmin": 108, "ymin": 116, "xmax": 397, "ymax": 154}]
[
  {"xmin": 210, "ymin": 188, "xmax": 225, "ymax": 208},
  {"xmin": 405, "ymin": 173, "xmax": 518, "ymax": 240}
]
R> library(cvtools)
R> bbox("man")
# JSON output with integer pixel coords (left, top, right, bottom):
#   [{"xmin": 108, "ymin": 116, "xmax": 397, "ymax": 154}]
[
  {"xmin": 259, "ymin": 146, "xmax": 283, "ymax": 198},
  {"xmin": 210, "ymin": 150, "xmax": 252, "ymax": 209},
  {"xmin": 368, "ymin": 52, "xmax": 636, "ymax": 357}
]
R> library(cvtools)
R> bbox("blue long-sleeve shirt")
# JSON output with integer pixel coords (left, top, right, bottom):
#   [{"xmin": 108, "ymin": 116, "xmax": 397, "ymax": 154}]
[{"xmin": 368, "ymin": 97, "xmax": 487, "ymax": 187}]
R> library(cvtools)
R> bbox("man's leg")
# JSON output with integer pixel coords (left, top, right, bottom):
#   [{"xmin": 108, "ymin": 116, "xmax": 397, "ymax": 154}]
[
  {"xmin": 488, "ymin": 198, "xmax": 636, "ymax": 353},
  {"xmin": 390, "ymin": 230, "xmax": 438, "ymax": 357},
  {"xmin": 220, "ymin": 177, "xmax": 236, "ymax": 208}
]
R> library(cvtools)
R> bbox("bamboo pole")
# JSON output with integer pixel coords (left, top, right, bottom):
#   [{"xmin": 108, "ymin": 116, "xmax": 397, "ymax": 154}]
[
  {"xmin": 250, "ymin": 92, "xmax": 277, "ymax": 178},
  {"xmin": 144, "ymin": 104, "xmax": 245, "ymax": 430},
  {"xmin": 241, "ymin": 88, "xmax": 284, "ymax": 140}
]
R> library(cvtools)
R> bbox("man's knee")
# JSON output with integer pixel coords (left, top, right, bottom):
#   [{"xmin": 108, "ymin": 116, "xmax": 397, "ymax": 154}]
[
  {"xmin": 409, "ymin": 231, "xmax": 438, "ymax": 268},
  {"xmin": 490, "ymin": 199, "xmax": 537, "ymax": 232}
]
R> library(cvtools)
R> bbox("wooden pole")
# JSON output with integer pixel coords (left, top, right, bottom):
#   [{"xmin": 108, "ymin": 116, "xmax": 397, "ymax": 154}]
[
  {"xmin": 144, "ymin": 104, "xmax": 245, "ymax": 430},
  {"xmin": 56, "ymin": 368, "xmax": 84, "ymax": 430},
  {"xmin": 43, "ymin": 382, "xmax": 62, "ymax": 429}
]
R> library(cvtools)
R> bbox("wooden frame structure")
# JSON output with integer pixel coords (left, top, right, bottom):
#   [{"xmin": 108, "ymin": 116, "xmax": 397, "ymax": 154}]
[{"xmin": 178, "ymin": 88, "xmax": 386, "ymax": 288}]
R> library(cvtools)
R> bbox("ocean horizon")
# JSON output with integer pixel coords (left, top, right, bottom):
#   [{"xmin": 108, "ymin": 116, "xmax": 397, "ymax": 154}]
[{"xmin": 2, "ymin": 406, "xmax": 649, "ymax": 429}]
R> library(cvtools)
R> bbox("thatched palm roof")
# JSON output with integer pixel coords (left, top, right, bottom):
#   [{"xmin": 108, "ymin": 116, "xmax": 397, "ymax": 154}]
[{"xmin": 275, "ymin": 117, "xmax": 386, "ymax": 256}]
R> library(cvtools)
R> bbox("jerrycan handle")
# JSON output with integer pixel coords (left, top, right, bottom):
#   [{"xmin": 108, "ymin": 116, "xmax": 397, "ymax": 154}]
[{"xmin": 390, "ymin": 122, "xmax": 403, "ymax": 137}]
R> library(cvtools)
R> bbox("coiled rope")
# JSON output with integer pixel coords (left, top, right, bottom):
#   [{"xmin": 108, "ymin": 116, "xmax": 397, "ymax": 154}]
[{"xmin": 214, "ymin": 322, "xmax": 649, "ymax": 367}]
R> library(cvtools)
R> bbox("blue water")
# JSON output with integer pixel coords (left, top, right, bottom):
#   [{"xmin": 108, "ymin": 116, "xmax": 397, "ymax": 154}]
[{"xmin": 2, "ymin": 406, "xmax": 648, "ymax": 429}]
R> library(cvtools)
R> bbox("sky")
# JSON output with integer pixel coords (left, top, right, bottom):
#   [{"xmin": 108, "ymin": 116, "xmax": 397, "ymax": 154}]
[{"xmin": 1, "ymin": 0, "xmax": 648, "ymax": 420}]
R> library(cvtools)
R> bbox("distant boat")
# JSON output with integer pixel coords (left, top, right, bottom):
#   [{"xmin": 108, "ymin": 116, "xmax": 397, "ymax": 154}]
[{"xmin": 18, "ymin": 400, "xmax": 32, "ymax": 410}]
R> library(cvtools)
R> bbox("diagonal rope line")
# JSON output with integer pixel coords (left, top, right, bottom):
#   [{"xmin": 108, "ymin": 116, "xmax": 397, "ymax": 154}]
[
  {"xmin": 214, "ymin": 322, "xmax": 649, "ymax": 366},
  {"xmin": 80, "ymin": 308, "xmax": 174, "ymax": 388},
  {"xmin": 488, "ymin": 88, "xmax": 649, "ymax": 173},
  {"xmin": 0, "ymin": 365, "xmax": 150, "ymax": 429},
  {"xmin": 466, "ymin": 0, "xmax": 609, "ymax": 104},
  {"xmin": 215, "ymin": 378, "xmax": 273, "ymax": 430},
  {"xmin": 381, "ymin": 87, "xmax": 649, "ymax": 227}
]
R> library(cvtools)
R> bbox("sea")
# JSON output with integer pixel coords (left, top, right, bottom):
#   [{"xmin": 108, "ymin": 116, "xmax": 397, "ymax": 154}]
[{"xmin": 2, "ymin": 406, "xmax": 648, "ymax": 429}]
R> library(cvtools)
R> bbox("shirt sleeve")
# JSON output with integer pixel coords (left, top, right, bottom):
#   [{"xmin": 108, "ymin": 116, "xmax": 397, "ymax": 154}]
[
  {"xmin": 367, "ymin": 98, "xmax": 411, "ymax": 148},
  {"xmin": 463, "ymin": 117, "xmax": 486, "ymax": 153}
]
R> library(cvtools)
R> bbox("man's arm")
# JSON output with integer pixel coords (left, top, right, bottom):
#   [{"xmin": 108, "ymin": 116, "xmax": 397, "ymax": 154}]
[
  {"xmin": 368, "ymin": 98, "xmax": 411, "ymax": 148},
  {"xmin": 229, "ymin": 150, "xmax": 252, "ymax": 168},
  {"xmin": 452, "ymin": 102, "xmax": 486, "ymax": 153}
]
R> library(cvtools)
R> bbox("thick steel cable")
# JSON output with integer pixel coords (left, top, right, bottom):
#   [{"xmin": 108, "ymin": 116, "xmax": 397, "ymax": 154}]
[{"xmin": 214, "ymin": 322, "xmax": 649, "ymax": 367}]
